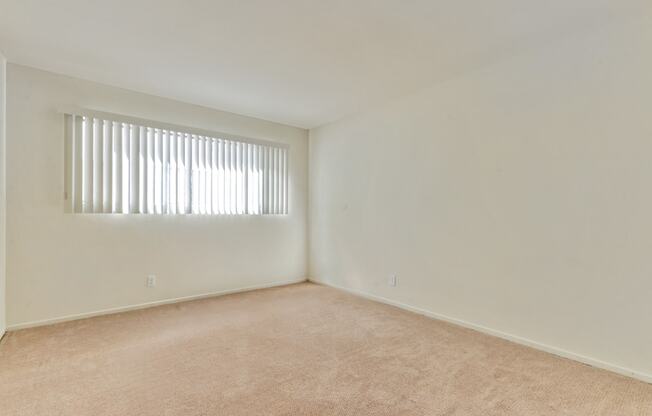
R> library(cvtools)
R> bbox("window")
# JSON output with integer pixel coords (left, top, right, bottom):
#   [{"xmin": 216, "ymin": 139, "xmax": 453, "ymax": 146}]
[{"xmin": 64, "ymin": 111, "xmax": 289, "ymax": 215}]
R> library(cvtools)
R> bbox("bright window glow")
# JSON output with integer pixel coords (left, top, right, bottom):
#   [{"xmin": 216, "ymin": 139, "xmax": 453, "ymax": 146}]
[{"xmin": 65, "ymin": 114, "xmax": 289, "ymax": 215}]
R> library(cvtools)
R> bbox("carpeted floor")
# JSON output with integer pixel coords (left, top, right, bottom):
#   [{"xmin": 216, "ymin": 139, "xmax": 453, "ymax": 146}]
[{"xmin": 1, "ymin": 283, "xmax": 651, "ymax": 415}]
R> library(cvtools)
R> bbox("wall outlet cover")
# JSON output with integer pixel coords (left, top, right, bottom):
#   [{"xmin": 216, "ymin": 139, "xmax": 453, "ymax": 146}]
[{"xmin": 147, "ymin": 275, "xmax": 157, "ymax": 288}]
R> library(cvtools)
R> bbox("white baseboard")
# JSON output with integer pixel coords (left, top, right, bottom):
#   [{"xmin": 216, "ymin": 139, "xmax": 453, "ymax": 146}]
[
  {"xmin": 309, "ymin": 278, "xmax": 652, "ymax": 385},
  {"xmin": 7, "ymin": 278, "xmax": 307, "ymax": 331}
]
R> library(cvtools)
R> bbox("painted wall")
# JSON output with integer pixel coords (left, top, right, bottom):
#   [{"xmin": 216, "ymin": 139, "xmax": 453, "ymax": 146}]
[
  {"xmin": 309, "ymin": 15, "xmax": 652, "ymax": 379},
  {"xmin": 0, "ymin": 52, "xmax": 6, "ymax": 337},
  {"xmin": 6, "ymin": 64, "xmax": 308, "ymax": 327}
]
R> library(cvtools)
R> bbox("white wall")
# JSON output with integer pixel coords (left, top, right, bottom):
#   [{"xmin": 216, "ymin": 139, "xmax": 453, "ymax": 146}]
[
  {"xmin": 310, "ymin": 15, "xmax": 652, "ymax": 380},
  {"xmin": 0, "ymin": 52, "xmax": 6, "ymax": 337},
  {"xmin": 6, "ymin": 64, "xmax": 308, "ymax": 328}
]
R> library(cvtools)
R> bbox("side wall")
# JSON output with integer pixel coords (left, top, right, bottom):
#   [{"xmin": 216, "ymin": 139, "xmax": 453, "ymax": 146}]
[
  {"xmin": 309, "ymin": 16, "xmax": 652, "ymax": 380},
  {"xmin": 7, "ymin": 64, "xmax": 308, "ymax": 328},
  {"xmin": 0, "ymin": 52, "xmax": 6, "ymax": 337}
]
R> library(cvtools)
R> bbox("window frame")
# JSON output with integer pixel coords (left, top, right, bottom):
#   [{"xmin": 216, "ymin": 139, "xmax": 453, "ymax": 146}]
[{"xmin": 62, "ymin": 107, "xmax": 289, "ymax": 216}]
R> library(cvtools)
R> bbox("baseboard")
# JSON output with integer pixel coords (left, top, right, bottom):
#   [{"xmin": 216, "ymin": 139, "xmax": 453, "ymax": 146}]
[
  {"xmin": 7, "ymin": 278, "xmax": 308, "ymax": 331},
  {"xmin": 309, "ymin": 278, "xmax": 652, "ymax": 385}
]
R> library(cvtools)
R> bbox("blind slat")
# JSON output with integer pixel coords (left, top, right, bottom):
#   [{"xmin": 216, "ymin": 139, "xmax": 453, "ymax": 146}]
[
  {"xmin": 283, "ymin": 149, "xmax": 290, "ymax": 215},
  {"xmin": 283, "ymin": 148, "xmax": 287, "ymax": 214},
  {"xmin": 237, "ymin": 142, "xmax": 243, "ymax": 214},
  {"xmin": 274, "ymin": 147, "xmax": 279, "ymax": 215},
  {"xmin": 244, "ymin": 143, "xmax": 250, "ymax": 215},
  {"xmin": 232, "ymin": 141, "xmax": 236, "ymax": 214},
  {"xmin": 162, "ymin": 130, "xmax": 169, "ymax": 214},
  {"xmin": 169, "ymin": 132, "xmax": 177, "ymax": 215},
  {"xmin": 191, "ymin": 135, "xmax": 198, "ymax": 214},
  {"xmin": 129, "ymin": 124, "xmax": 140, "ymax": 213},
  {"xmin": 206, "ymin": 138, "xmax": 213, "ymax": 215},
  {"xmin": 211, "ymin": 139, "xmax": 218, "ymax": 214},
  {"xmin": 114, "ymin": 123, "xmax": 122, "ymax": 213},
  {"xmin": 146, "ymin": 127, "xmax": 155, "ymax": 214},
  {"xmin": 199, "ymin": 136, "xmax": 206, "ymax": 214},
  {"xmin": 93, "ymin": 118, "xmax": 103, "ymax": 213},
  {"xmin": 73, "ymin": 116, "xmax": 84, "ymax": 213},
  {"xmin": 82, "ymin": 118, "xmax": 93, "ymax": 213},
  {"xmin": 103, "ymin": 120, "xmax": 112, "ymax": 213},
  {"xmin": 154, "ymin": 129, "xmax": 162, "ymax": 214},
  {"xmin": 184, "ymin": 134, "xmax": 192, "ymax": 214},
  {"xmin": 262, "ymin": 146, "xmax": 268, "ymax": 214},
  {"xmin": 258, "ymin": 145, "xmax": 263, "ymax": 215},
  {"xmin": 138, "ymin": 126, "xmax": 146, "ymax": 213},
  {"xmin": 225, "ymin": 141, "xmax": 231, "ymax": 214},
  {"xmin": 219, "ymin": 140, "xmax": 225, "ymax": 215}
]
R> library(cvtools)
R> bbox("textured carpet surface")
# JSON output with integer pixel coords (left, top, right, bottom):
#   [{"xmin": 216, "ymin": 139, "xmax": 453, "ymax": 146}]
[{"xmin": 1, "ymin": 282, "xmax": 651, "ymax": 415}]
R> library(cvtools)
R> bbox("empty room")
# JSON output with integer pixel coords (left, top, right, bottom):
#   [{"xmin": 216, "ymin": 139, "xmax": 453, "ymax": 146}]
[{"xmin": 1, "ymin": 1, "xmax": 652, "ymax": 414}]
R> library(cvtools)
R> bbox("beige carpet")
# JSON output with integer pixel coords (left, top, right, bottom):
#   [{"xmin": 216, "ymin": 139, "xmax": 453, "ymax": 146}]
[{"xmin": 1, "ymin": 283, "xmax": 651, "ymax": 415}]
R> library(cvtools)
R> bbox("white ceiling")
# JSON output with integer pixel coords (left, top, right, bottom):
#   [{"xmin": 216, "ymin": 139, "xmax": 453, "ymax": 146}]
[{"xmin": 0, "ymin": 1, "xmax": 649, "ymax": 128}]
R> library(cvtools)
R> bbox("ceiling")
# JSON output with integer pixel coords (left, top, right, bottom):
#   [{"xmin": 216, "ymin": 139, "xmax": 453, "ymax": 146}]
[{"xmin": 0, "ymin": 0, "xmax": 649, "ymax": 128}]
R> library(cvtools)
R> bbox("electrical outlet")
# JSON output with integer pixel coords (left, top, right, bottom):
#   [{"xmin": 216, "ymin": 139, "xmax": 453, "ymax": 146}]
[
  {"xmin": 388, "ymin": 274, "xmax": 397, "ymax": 287},
  {"xmin": 147, "ymin": 275, "xmax": 157, "ymax": 288}
]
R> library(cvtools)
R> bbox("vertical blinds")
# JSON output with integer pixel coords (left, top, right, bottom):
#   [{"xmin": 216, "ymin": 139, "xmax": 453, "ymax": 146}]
[{"xmin": 64, "ymin": 113, "xmax": 289, "ymax": 215}]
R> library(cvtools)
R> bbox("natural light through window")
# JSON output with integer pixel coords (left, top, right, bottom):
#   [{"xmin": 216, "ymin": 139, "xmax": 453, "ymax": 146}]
[{"xmin": 64, "ymin": 112, "xmax": 289, "ymax": 215}]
